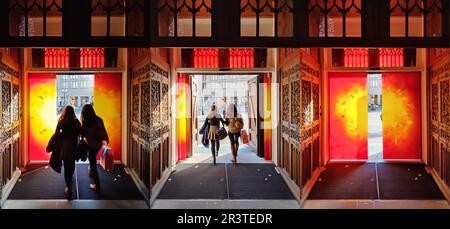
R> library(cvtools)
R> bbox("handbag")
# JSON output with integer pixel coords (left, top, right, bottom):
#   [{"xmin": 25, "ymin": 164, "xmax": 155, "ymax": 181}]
[
  {"xmin": 99, "ymin": 145, "xmax": 114, "ymax": 171},
  {"xmin": 216, "ymin": 124, "xmax": 228, "ymax": 140}
]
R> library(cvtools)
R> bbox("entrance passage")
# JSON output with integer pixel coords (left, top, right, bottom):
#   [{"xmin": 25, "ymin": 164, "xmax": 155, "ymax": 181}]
[
  {"xmin": 329, "ymin": 72, "xmax": 421, "ymax": 161},
  {"xmin": 28, "ymin": 73, "xmax": 122, "ymax": 162},
  {"xmin": 154, "ymin": 163, "xmax": 298, "ymax": 209},
  {"xmin": 368, "ymin": 74, "xmax": 383, "ymax": 162},
  {"xmin": 189, "ymin": 74, "xmax": 259, "ymax": 163}
]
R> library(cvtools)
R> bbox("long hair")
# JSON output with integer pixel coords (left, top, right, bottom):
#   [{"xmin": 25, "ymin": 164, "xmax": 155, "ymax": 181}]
[
  {"xmin": 81, "ymin": 104, "xmax": 98, "ymax": 126},
  {"xmin": 207, "ymin": 104, "xmax": 217, "ymax": 118},
  {"xmin": 59, "ymin": 106, "xmax": 76, "ymax": 122}
]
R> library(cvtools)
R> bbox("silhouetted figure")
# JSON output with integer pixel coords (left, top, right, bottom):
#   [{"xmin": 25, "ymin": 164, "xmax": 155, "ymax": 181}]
[
  {"xmin": 81, "ymin": 104, "xmax": 109, "ymax": 193},
  {"xmin": 54, "ymin": 106, "xmax": 81, "ymax": 200}
]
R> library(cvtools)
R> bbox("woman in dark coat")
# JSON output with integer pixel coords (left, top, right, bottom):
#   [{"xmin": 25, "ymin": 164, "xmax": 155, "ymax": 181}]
[
  {"xmin": 203, "ymin": 105, "xmax": 226, "ymax": 165},
  {"xmin": 81, "ymin": 104, "xmax": 109, "ymax": 193},
  {"xmin": 54, "ymin": 106, "xmax": 81, "ymax": 200}
]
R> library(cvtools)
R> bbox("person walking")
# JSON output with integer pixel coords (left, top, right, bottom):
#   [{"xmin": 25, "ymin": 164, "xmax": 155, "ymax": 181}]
[
  {"xmin": 53, "ymin": 106, "xmax": 81, "ymax": 200},
  {"xmin": 81, "ymin": 104, "xmax": 109, "ymax": 193},
  {"xmin": 203, "ymin": 104, "xmax": 226, "ymax": 165},
  {"xmin": 225, "ymin": 103, "xmax": 244, "ymax": 164}
]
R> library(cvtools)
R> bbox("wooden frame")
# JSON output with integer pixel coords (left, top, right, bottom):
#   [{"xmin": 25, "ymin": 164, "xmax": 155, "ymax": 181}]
[{"xmin": 0, "ymin": 0, "xmax": 448, "ymax": 47}]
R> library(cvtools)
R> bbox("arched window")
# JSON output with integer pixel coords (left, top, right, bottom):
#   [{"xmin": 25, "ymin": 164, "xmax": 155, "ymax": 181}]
[
  {"xmin": 80, "ymin": 48, "xmax": 105, "ymax": 68},
  {"xmin": 379, "ymin": 48, "xmax": 404, "ymax": 67},
  {"xmin": 344, "ymin": 48, "xmax": 369, "ymax": 67},
  {"xmin": 44, "ymin": 48, "xmax": 69, "ymax": 68},
  {"xmin": 193, "ymin": 48, "xmax": 219, "ymax": 68}
]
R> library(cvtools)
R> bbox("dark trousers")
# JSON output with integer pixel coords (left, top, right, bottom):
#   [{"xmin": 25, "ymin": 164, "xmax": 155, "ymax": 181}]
[
  {"xmin": 228, "ymin": 132, "xmax": 240, "ymax": 146},
  {"xmin": 228, "ymin": 132, "xmax": 240, "ymax": 159},
  {"xmin": 63, "ymin": 159, "xmax": 75, "ymax": 189},
  {"xmin": 210, "ymin": 138, "xmax": 220, "ymax": 156},
  {"xmin": 88, "ymin": 146, "xmax": 101, "ymax": 188}
]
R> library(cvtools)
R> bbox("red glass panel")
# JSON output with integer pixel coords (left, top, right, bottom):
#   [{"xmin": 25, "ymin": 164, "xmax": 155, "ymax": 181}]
[
  {"xmin": 229, "ymin": 48, "xmax": 254, "ymax": 68},
  {"xmin": 344, "ymin": 48, "xmax": 369, "ymax": 67},
  {"xmin": 329, "ymin": 72, "xmax": 368, "ymax": 160},
  {"xmin": 44, "ymin": 48, "xmax": 69, "ymax": 68},
  {"xmin": 193, "ymin": 48, "xmax": 219, "ymax": 68},
  {"xmin": 379, "ymin": 48, "xmax": 404, "ymax": 67},
  {"xmin": 80, "ymin": 48, "xmax": 105, "ymax": 68}
]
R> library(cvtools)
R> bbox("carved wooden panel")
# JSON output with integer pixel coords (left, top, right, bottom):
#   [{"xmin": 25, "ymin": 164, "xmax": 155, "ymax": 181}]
[
  {"xmin": 141, "ymin": 80, "xmax": 151, "ymax": 126},
  {"xmin": 432, "ymin": 83, "xmax": 439, "ymax": 122},
  {"xmin": 129, "ymin": 55, "xmax": 170, "ymax": 200},
  {"xmin": 2, "ymin": 80, "xmax": 11, "ymax": 128},
  {"xmin": 313, "ymin": 83, "xmax": 319, "ymax": 121},
  {"xmin": 291, "ymin": 81, "xmax": 300, "ymax": 127},
  {"xmin": 441, "ymin": 80, "xmax": 449, "ymax": 126},
  {"xmin": 12, "ymin": 84, "xmax": 19, "ymax": 122},
  {"xmin": 301, "ymin": 80, "xmax": 311, "ymax": 126},
  {"xmin": 132, "ymin": 84, "xmax": 139, "ymax": 122},
  {"xmin": 162, "ymin": 83, "xmax": 169, "ymax": 122},
  {"xmin": 151, "ymin": 80, "xmax": 161, "ymax": 127},
  {"xmin": 429, "ymin": 50, "xmax": 450, "ymax": 190},
  {"xmin": 282, "ymin": 84, "xmax": 290, "ymax": 122},
  {"xmin": 1, "ymin": 52, "xmax": 20, "ymax": 188}
]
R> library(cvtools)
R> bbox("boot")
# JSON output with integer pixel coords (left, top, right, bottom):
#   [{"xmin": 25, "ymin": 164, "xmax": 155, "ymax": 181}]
[{"xmin": 65, "ymin": 187, "xmax": 72, "ymax": 200}]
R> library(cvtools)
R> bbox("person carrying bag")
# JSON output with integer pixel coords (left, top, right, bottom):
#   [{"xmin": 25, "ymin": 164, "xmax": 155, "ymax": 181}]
[
  {"xmin": 225, "ymin": 103, "xmax": 244, "ymax": 164},
  {"xmin": 203, "ymin": 104, "xmax": 226, "ymax": 165}
]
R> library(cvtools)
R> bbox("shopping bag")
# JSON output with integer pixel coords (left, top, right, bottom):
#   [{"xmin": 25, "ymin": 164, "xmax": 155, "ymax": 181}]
[
  {"xmin": 240, "ymin": 129, "xmax": 249, "ymax": 144},
  {"xmin": 99, "ymin": 146, "xmax": 114, "ymax": 171}
]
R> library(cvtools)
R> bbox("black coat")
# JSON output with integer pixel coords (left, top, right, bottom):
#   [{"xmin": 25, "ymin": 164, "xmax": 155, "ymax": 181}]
[
  {"xmin": 199, "ymin": 120, "xmax": 210, "ymax": 147},
  {"xmin": 81, "ymin": 117, "xmax": 109, "ymax": 149},
  {"xmin": 48, "ymin": 118, "xmax": 81, "ymax": 173},
  {"xmin": 56, "ymin": 118, "xmax": 82, "ymax": 162}
]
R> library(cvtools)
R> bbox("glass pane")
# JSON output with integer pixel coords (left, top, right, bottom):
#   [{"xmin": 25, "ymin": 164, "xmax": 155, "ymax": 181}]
[
  {"xmin": 91, "ymin": 0, "xmax": 107, "ymax": 36},
  {"xmin": 346, "ymin": 6, "xmax": 361, "ymax": 37},
  {"xmin": 46, "ymin": 0, "xmax": 63, "ymax": 36},
  {"xmin": 241, "ymin": 0, "xmax": 257, "ymax": 36},
  {"xmin": 426, "ymin": 0, "xmax": 442, "ymax": 37},
  {"xmin": 277, "ymin": 0, "xmax": 294, "ymax": 37},
  {"xmin": 309, "ymin": 0, "xmax": 361, "ymax": 37},
  {"xmin": 158, "ymin": 1, "xmax": 174, "ymax": 37},
  {"xmin": 127, "ymin": 0, "xmax": 145, "ymax": 36},
  {"xmin": 390, "ymin": 3, "xmax": 406, "ymax": 37},
  {"xmin": 91, "ymin": 0, "xmax": 126, "ymax": 36},
  {"xmin": 27, "ymin": 2, "xmax": 43, "ymax": 36},
  {"xmin": 327, "ymin": 7, "xmax": 343, "ymax": 37},
  {"xmin": 177, "ymin": 7, "xmax": 193, "ymax": 37},
  {"xmin": 407, "ymin": 1, "xmax": 423, "ymax": 37},
  {"xmin": 195, "ymin": 0, "xmax": 212, "ymax": 37},
  {"xmin": 308, "ymin": 6, "xmax": 321, "ymax": 37},
  {"xmin": 110, "ymin": 1, "xmax": 126, "ymax": 36},
  {"xmin": 9, "ymin": 0, "xmax": 23, "ymax": 36},
  {"xmin": 259, "ymin": 4, "xmax": 275, "ymax": 37}
]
